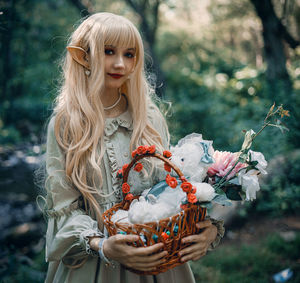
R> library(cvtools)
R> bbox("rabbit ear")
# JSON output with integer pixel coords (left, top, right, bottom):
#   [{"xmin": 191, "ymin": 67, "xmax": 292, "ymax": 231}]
[
  {"xmin": 66, "ymin": 46, "xmax": 90, "ymax": 69},
  {"xmin": 177, "ymin": 133, "xmax": 203, "ymax": 147}
]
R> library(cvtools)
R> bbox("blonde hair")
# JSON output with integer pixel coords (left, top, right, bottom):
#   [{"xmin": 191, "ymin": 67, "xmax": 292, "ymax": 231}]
[{"xmin": 53, "ymin": 12, "xmax": 169, "ymax": 226}]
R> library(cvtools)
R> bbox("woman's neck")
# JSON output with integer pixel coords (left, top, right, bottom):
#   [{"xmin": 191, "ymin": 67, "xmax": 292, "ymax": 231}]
[
  {"xmin": 101, "ymin": 88, "xmax": 119, "ymax": 108},
  {"xmin": 102, "ymin": 88, "xmax": 128, "ymax": 118}
]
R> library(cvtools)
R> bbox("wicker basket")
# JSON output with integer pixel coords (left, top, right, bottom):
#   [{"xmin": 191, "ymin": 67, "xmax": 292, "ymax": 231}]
[{"xmin": 102, "ymin": 147, "xmax": 207, "ymax": 275}]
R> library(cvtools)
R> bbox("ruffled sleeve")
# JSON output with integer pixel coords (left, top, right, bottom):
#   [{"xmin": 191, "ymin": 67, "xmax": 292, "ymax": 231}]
[
  {"xmin": 207, "ymin": 217, "xmax": 225, "ymax": 250},
  {"xmin": 45, "ymin": 117, "xmax": 104, "ymax": 263}
]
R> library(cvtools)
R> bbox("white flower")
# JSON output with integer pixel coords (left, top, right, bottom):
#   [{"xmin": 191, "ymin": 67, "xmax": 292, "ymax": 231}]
[
  {"xmin": 193, "ymin": 182, "xmax": 216, "ymax": 202},
  {"xmin": 248, "ymin": 150, "xmax": 268, "ymax": 175},
  {"xmin": 238, "ymin": 169, "xmax": 260, "ymax": 201},
  {"xmin": 241, "ymin": 129, "xmax": 256, "ymax": 151}
]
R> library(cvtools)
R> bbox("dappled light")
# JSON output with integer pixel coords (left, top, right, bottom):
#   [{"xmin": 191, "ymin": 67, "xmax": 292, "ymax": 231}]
[{"xmin": 0, "ymin": 0, "xmax": 299, "ymax": 282}]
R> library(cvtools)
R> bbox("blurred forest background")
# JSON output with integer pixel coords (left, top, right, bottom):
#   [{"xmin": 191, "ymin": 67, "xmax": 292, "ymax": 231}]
[{"xmin": 0, "ymin": 0, "xmax": 299, "ymax": 282}]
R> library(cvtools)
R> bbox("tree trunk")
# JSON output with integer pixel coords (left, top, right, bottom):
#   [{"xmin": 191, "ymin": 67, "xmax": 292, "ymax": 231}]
[
  {"xmin": 1, "ymin": 0, "xmax": 15, "ymax": 102},
  {"xmin": 124, "ymin": 0, "xmax": 165, "ymax": 97},
  {"xmin": 250, "ymin": 0, "xmax": 289, "ymax": 80},
  {"xmin": 250, "ymin": 0, "xmax": 300, "ymax": 148},
  {"xmin": 67, "ymin": 0, "xmax": 91, "ymax": 17}
]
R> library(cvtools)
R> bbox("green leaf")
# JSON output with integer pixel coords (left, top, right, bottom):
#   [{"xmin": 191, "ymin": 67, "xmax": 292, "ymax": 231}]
[
  {"xmin": 214, "ymin": 187, "xmax": 226, "ymax": 195},
  {"xmin": 247, "ymin": 160, "xmax": 258, "ymax": 167},
  {"xmin": 212, "ymin": 194, "xmax": 232, "ymax": 206},
  {"xmin": 228, "ymin": 177, "xmax": 240, "ymax": 185},
  {"xmin": 199, "ymin": 202, "xmax": 213, "ymax": 209},
  {"xmin": 225, "ymin": 186, "xmax": 243, "ymax": 200},
  {"xmin": 268, "ymin": 123, "xmax": 289, "ymax": 133}
]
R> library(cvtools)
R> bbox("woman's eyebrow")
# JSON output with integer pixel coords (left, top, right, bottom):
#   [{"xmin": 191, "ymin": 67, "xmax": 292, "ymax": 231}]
[{"xmin": 104, "ymin": 45, "xmax": 135, "ymax": 52}]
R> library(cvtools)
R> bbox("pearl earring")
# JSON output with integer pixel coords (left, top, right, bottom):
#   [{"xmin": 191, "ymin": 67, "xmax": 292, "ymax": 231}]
[{"xmin": 85, "ymin": 69, "xmax": 91, "ymax": 76}]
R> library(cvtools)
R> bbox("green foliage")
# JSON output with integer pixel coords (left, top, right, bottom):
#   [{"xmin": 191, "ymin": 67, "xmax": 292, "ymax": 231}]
[
  {"xmin": 0, "ymin": 249, "xmax": 47, "ymax": 283},
  {"xmin": 0, "ymin": 124, "xmax": 22, "ymax": 144},
  {"xmin": 0, "ymin": 98, "xmax": 52, "ymax": 144},
  {"xmin": 164, "ymin": 64, "xmax": 294, "ymax": 159},
  {"xmin": 0, "ymin": 0, "xmax": 80, "ymax": 144},
  {"xmin": 190, "ymin": 232, "xmax": 300, "ymax": 283},
  {"xmin": 253, "ymin": 150, "xmax": 300, "ymax": 216},
  {"xmin": 265, "ymin": 233, "xmax": 300, "ymax": 261}
]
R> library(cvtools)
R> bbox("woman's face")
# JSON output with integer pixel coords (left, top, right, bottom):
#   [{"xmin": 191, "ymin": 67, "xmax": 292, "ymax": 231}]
[{"xmin": 104, "ymin": 45, "xmax": 136, "ymax": 90}]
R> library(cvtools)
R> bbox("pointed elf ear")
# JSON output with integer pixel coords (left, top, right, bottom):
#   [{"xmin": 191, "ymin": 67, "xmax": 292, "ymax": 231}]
[{"xmin": 66, "ymin": 46, "xmax": 90, "ymax": 69}]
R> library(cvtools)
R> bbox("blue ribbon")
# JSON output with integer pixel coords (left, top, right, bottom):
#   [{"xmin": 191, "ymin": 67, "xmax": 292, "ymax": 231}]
[{"xmin": 199, "ymin": 141, "xmax": 214, "ymax": 164}]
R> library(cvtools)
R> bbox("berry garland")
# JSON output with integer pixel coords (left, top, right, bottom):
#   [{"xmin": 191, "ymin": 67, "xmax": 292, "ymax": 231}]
[{"xmin": 116, "ymin": 145, "xmax": 197, "ymax": 205}]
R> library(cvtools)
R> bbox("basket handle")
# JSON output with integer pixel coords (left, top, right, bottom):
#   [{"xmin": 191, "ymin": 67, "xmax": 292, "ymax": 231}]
[{"xmin": 122, "ymin": 150, "xmax": 185, "ymax": 198}]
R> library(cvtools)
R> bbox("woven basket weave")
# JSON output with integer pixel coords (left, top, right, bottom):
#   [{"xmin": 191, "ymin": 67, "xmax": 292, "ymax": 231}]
[{"xmin": 102, "ymin": 149, "xmax": 207, "ymax": 275}]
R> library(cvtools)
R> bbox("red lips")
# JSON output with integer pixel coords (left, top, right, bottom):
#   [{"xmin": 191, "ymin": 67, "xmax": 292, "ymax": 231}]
[{"xmin": 108, "ymin": 73, "xmax": 124, "ymax": 79}]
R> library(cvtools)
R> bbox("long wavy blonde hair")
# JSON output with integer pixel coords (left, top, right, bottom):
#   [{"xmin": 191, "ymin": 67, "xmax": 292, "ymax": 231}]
[{"xmin": 53, "ymin": 12, "xmax": 169, "ymax": 225}]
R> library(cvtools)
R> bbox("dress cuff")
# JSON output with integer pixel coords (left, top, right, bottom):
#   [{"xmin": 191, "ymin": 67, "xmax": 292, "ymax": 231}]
[
  {"xmin": 208, "ymin": 217, "xmax": 225, "ymax": 250},
  {"xmin": 80, "ymin": 228, "xmax": 104, "ymax": 257}
]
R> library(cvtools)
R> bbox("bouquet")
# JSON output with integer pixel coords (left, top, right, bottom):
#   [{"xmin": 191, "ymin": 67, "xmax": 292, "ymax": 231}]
[
  {"xmin": 102, "ymin": 104, "xmax": 289, "ymax": 275},
  {"xmin": 206, "ymin": 103, "xmax": 289, "ymax": 206}
]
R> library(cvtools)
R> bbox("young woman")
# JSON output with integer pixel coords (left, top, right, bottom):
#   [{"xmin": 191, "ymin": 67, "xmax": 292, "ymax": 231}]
[{"xmin": 44, "ymin": 12, "xmax": 224, "ymax": 283}]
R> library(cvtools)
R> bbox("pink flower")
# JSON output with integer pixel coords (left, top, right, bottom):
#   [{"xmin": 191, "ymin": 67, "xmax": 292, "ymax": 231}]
[{"xmin": 207, "ymin": 151, "xmax": 246, "ymax": 180}]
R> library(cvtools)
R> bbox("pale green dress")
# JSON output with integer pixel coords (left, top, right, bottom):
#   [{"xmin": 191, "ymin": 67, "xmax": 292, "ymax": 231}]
[{"xmin": 44, "ymin": 108, "xmax": 198, "ymax": 283}]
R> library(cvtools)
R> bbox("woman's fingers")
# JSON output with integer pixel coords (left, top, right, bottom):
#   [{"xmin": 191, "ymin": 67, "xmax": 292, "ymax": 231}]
[
  {"xmin": 181, "ymin": 233, "xmax": 206, "ymax": 244},
  {"xmin": 196, "ymin": 219, "xmax": 212, "ymax": 229},
  {"xmin": 108, "ymin": 235, "xmax": 169, "ymax": 270},
  {"xmin": 114, "ymin": 234, "xmax": 139, "ymax": 243},
  {"xmin": 134, "ymin": 242, "xmax": 164, "ymax": 256},
  {"xmin": 135, "ymin": 249, "xmax": 168, "ymax": 263},
  {"xmin": 179, "ymin": 232, "xmax": 211, "ymax": 262},
  {"xmin": 179, "ymin": 242, "xmax": 206, "ymax": 257},
  {"xmin": 180, "ymin": 250, "xmax": 207, "ymax": 262},
  {"xmin": 123, "ymin": 249, "xmax": 167, "ymax": 270}
]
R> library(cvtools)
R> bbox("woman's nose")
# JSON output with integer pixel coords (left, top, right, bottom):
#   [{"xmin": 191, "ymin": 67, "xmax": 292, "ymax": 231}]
[{"xmin": 114, "ymin": 55, "xmax": 125, "ymax": 69}]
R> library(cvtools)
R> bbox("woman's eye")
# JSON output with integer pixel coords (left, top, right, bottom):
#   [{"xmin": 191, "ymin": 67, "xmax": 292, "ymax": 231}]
[
  {"xmin": 105, "ymin": 49, "xmax": 114, "ymax": 55},
  {"xmin": 125, "ymin": 52, "xmax": 135, "ymax": 58}
]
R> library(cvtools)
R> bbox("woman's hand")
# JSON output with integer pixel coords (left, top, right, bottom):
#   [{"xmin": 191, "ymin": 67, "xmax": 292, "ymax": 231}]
[
  {"xmin": 103, "ymin": 234, "xmax": 168, "ymax": 272},
  {"xmin": 178, "ymin": 219, "xmax": 217, "ymax": 262}
]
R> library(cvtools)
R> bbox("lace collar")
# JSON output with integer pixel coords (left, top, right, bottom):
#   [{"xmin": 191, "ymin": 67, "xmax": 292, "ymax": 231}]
[{"xmin": 104, "ymin": 110, "xmax": 133, "ymax": 136}]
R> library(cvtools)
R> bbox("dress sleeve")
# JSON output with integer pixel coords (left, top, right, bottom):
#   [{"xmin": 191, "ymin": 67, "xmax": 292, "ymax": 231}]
[
  {"xmin": 207, "ymin": 217, "xmax": 225, "ymax": 250},
  {"xmin": 45, "ymin": 117, "xmax": 104, "ymax": 264}
]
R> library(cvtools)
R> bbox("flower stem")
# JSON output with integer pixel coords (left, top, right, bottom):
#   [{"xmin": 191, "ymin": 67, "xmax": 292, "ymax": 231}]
[{"xmin": 214, "ymin": 159, "xmax": 240, "ymax": 190}]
